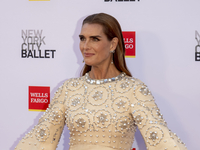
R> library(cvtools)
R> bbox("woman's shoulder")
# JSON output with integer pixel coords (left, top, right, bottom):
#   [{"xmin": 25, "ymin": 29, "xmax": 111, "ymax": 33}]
[
  {"xmin": 125, "ymin": 75, "xmax": 146, "ymax": 85},
  {"xmin": 125, "ymin": 75, "xmax": 153, "ymax": 94},
  {"xmin": 62, "ymin": 76, "xmax": 85, "ymax": 90}
]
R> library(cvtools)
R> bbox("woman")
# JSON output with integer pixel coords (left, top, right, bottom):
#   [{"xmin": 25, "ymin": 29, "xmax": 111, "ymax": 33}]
[{"xmin": 15, "ymin": 13, "xmax": 187, "ymax": 150}]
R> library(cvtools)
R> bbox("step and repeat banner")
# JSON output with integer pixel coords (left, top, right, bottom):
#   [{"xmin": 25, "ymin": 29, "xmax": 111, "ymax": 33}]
[{"xmin": 0, "ymin": 0, "xmax": 199, "ymax": 150}]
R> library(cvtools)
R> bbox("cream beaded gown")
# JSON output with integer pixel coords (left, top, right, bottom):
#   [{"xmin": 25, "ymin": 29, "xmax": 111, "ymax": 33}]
[{"xmin": 15, "ymin": 73, "xmax": 187, "ymax": 150}]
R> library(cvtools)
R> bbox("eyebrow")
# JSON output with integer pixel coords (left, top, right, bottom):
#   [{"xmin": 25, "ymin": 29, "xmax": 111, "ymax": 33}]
[{"xmin": 79, "ymin": 35, "xmax": 102, "ymax": 38}]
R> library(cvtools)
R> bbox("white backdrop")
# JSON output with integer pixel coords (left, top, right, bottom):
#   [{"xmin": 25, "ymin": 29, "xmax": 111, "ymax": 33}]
[{"xmin": 0, "ymin": 0, "xmax": 199, "ymax": 150}]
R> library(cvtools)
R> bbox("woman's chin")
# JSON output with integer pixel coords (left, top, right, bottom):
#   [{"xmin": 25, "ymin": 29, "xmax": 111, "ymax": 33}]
[
  {"xmin": 84, "ymin": 59, "xmax": 95, "ymax": 65},
  {"xmin": 84, "ymin": 61, "xmax": 93, "ymax": 66}
]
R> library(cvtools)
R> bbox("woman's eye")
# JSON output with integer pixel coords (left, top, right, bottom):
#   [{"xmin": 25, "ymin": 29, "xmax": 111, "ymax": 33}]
[
  {"xmin": 79, "ymin": 36, "xmax": 85, "ymax": 41},
  {"xmin": 93, "ymin": 37, "xmax": 99, "ymax": 41}
]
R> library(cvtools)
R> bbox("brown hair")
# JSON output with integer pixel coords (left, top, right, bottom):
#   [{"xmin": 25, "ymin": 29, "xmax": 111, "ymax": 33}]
[{"xmin": 81, "ymin": 13, "xmax": 132, "ymax": 77}]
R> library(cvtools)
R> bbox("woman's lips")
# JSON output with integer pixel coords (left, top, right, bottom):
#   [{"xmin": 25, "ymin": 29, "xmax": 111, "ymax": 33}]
[{"xmin": 84, "ymin": 53, "xmax": 94, "ymax": 57}]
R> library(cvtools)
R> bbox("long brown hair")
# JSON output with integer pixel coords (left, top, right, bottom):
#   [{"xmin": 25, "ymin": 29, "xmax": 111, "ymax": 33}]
[{"xmin": 81, "ymin": 13, "xmax": 132, "ymax": 77}]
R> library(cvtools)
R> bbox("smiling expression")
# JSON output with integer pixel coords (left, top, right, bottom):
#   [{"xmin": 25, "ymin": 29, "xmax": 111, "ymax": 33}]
[{"xmin": 79, "ymin": 23, "xmax": 117, "ymax": 68}]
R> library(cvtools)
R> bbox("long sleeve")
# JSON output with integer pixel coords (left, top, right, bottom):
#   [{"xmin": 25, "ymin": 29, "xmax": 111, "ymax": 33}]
[
  {"xmin": 15, "ymin": 82, "xmax": 67, "ymax": 150},
  {"xmin": 131, "ymin": 79, "xmax": 187, "ymax": 150}
]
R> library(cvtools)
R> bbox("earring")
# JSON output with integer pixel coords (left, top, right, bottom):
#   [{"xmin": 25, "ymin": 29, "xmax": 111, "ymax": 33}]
[
  {"xmin": 110, "ymin": 50, "xmax": 115, "ymax": 53},
  {"xmin": 111, "ymin": 61, "xmax": 114, "ymax": 64},
  {"xmin": 82, "ymin": 59, "xmax": 84, "ymax": 63}
]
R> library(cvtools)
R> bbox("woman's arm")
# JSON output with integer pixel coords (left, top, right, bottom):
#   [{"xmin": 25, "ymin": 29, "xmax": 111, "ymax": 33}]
[
  {"xmin": 15, "ymin": 81, "xmax": 68, "ymax": 150},
  {"xmin": 131, "ymin": 79, "xmax": 187, "ymax": 150}
]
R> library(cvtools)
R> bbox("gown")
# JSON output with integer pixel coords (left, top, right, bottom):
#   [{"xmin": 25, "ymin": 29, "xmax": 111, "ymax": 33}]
[{"xmin": 15, "ymin": 72, "xmax": 188, "ymax": 150}]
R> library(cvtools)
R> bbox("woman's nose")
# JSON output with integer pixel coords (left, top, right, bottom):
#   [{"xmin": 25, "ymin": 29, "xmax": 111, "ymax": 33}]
[{"xmin": 83, "ymin": 40, "xmax": 90, "ymax": 50}]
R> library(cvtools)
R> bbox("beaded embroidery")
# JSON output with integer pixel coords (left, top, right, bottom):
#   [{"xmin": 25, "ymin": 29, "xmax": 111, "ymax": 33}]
[{"xmin": 15, "ymin": 73, "xmax": 187, "ymax": 150}]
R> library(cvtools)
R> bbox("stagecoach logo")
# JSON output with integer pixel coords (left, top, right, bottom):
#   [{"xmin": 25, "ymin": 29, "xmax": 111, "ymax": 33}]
[
  {"xmin": 123, "ymin": 31, "xmax": 136, "ymax": 58},
  {"xmin": 21, "ymin": 30, "xmax": 56, "ymax": 58},
  {"xmin": 105, "ymin": 0, "xmax": 140, "ymax": 2},
  {"xmin": 195, "ymin": 31, "xmax": 200, "ymax": 61},
  {"xmin": 29, "ymin": 86, "xmax": 50, "ymax": 111}
]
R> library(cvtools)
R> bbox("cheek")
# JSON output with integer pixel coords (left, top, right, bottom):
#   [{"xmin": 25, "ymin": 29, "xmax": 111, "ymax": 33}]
[{"xmin": 99, "ymin": 44, "xmax": 110, "ymax": 56}]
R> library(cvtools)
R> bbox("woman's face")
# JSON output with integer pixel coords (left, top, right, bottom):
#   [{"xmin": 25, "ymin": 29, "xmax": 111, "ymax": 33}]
[{"xmin": 79, "ymin": 23, "xmax": 117, "ymax": 68}]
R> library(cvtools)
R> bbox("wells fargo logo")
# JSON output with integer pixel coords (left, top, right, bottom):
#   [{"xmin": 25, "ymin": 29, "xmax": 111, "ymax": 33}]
[
  {"xmin": 29, "ymin": 86, "xmax": 50, "ymax": 111},
  {"xmin": 123, "ymin": 31, "xmax": 136, "ymax": 58}
]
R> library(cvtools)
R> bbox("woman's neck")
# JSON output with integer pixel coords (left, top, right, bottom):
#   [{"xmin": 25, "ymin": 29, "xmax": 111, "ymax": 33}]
[{"xmin": 89, "ymin": 64, "xmax": 121, "ymax": 80}]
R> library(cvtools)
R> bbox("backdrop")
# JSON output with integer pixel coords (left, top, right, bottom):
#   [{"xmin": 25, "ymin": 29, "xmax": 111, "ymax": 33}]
[{"xmin": 0, "ymin": 0, "xmax": 199, "ymax": 150}]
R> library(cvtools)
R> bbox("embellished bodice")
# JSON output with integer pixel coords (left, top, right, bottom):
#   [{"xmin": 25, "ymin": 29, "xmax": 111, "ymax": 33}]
[
  {"xmin": 15, "ymin": 73, "xmax": 187, "ymax": 150},
  {"xmin": 65, "ymin": 73, "xmax": 137, "ymax": 150}
]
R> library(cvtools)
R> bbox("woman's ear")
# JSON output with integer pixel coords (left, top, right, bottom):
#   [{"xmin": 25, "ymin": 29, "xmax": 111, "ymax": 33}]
[{"xmin": 110, "ymin": 37, "xmax": 119, "ymax": 52}]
